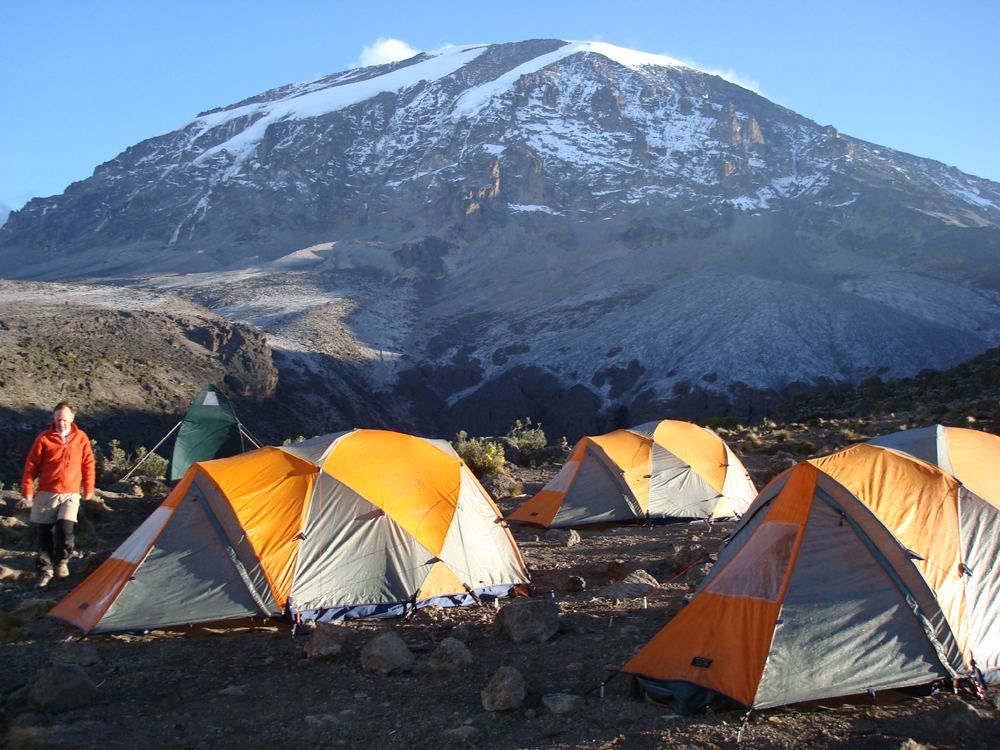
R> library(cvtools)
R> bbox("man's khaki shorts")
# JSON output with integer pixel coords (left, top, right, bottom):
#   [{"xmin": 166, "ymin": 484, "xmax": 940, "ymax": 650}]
[{"xmin": 28, "ymin": 491, "xmax": 81, "ymax": 524}]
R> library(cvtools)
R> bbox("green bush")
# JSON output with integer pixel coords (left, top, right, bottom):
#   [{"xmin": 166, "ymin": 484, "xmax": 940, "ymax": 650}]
[
  {"xmin": 453, "ymin": 431, "xmax": 506, "ymax": 478},
  {"xmin": 131, "ymin": 447, "xmax": 169, "ymax": 479},
  {"xmin": 506, "ymin": 417, "xmax": 546, "ymax": 453},
  {"xmin": 704, "ymin": 416, "xmax": 742, "ymax": 431},
  {"xmin": 91, "ymin": 439, "xmax": 168, "ymax": 482}
]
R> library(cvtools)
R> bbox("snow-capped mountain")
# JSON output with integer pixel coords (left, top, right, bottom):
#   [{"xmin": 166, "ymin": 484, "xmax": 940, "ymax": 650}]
[{"xmin": 2, "ymin": 39, "xmax": 1000, "ymax": 437}]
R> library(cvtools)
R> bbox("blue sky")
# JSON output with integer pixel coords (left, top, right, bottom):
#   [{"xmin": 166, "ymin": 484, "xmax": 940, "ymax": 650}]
[{"xmin": 1, "ymin": 0, "xmax": 998, "ymax": 217}]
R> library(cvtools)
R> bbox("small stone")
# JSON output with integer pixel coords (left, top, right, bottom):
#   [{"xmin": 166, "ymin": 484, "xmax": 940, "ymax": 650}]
[
  {"xmin": 602, "ymin": 569, "xmax": 660, "ymax": 598},
  {"xmin": 565, "ymin": 662, "xmax": 582, "ymax": 672},
  {"xmin": 451, "ymin": 623, "xmax": 479, "ymax": 643},
  {"xmin": 360, "ymin": 630, "xmax": 415, "ymax": 675},
  {"xmin": 415, "ymin": 637, "xmax": 473, "ymax": 674},
  {"xmin": 305, "ymin": 621, "xmax": 352, "ymax": 661},
  {"xmin": 480, "ymin": 473, "xmax": 521, "ymax": 501},
  {"xmin": 27, "ymin": 663, "xmax": 97, "ymax": 713},
  {"xmin": 524, "ymin": 708, "xmax": 537, "ymax": 719},
  {"xmin": 218, "ymin": 684, "xmax": 248, "ymax": 696},
  {"xmin": 443, "ymin": 725, "xmax": 477, "ymax": 742},
  {"xmin": 50, "ymin": 643, "xmax": 102, "ymax": 668},
  {"xmin": 546, "ymin": 529, "xmax": 580, "ymax": 547},
  {"xmin": 481, "ymin": 666, "xmax": 526, "ymax": 712},
  {"xmin": 495, "ymin": 598, "xmax": 560, "ymax": 643},
  {"xmin": 619, "ymin": 625, "xmax": 641, "ymax": 639},
  {"xmin": 539, "ymin": 720, "xmax": 565, "ymax": 737},
  {"xmin": 566, "ymin": 575, "xmax": 586, "ymax": 593},
  {"xmin": 542, "ymin": 693, "xmax": 581, "ymax": 716}
]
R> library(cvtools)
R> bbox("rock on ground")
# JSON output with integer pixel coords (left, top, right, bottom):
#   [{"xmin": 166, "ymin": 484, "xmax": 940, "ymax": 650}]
[
  {"xmin": 415, "ymin": 637, "xmax": 473, "ymax": 674},
  {"xmin": 360, "ymin": 630, "xmax": 415, "ymax": 675},
  {"xmin": 305, "ymin": 621, "xmax": 352, "ymax": 661},
  {"xmin": 495, "ymin": 598, "xmax": 560, "ymax": 643},
  {"xmin": 481, "ymin": 666, "xmax": 527, "ymax": 712},
  {"xmin": 27, "ymin": 662, "xmax": 97, "ymax": 713}
]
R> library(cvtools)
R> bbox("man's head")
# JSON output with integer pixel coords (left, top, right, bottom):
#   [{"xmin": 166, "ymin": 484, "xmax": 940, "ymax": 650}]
[{"xmin": 53, "ymin": 401, "xmax": 76, "ymax": 432}]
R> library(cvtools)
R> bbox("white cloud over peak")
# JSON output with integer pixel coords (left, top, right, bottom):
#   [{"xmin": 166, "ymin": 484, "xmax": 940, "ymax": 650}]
[
  {"xmin": 356, "ymin": 38, "xmax": 420, "ymax": 68},
  {"xmin": 679, "ymin": 56, "xmax": 762, "ymax": 95},
  {"xmin": 707, "ymin": 67, "xmax": 763, "ymax": 95}
]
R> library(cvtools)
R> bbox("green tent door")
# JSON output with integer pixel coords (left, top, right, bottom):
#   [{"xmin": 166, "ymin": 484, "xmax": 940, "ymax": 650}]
[{"xmin": 168, "ymin": 385, "xmax": 245, "ymax": 482}]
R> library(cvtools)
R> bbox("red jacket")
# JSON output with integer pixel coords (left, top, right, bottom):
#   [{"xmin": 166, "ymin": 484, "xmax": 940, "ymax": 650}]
[{"xmin": 21, "ymin": 423, "xmax": 96, "ymax": 499}]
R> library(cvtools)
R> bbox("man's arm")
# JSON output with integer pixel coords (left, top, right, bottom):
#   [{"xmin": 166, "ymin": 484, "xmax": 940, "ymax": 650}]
[
  {"xmin": 21, "ymin": 436, "xmax": 42, "ymax": 500},
  {"xmin": 81, "ymin": 437, "xmax": 97, "ymax": 500}
]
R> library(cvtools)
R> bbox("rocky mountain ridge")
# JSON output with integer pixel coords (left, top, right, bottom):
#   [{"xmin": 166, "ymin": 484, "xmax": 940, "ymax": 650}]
[{"xmin": 2, "ymin": 39, "xmax": 999, "ymax": 438}]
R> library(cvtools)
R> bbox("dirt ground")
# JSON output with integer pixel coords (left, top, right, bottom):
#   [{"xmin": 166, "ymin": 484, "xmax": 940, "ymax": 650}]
[{"xmin": 0, "ymin": 466, "xmax": 997, "ymax": 750}]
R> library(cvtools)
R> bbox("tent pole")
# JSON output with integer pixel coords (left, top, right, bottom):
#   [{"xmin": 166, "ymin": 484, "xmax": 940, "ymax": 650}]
[
  {"xmin": 239, "ymin": 424, "xmax": 264, "ymax": 449},
  {"xmin": 119, "ymin": 420, "xmax": 182, "ymax": 482}
]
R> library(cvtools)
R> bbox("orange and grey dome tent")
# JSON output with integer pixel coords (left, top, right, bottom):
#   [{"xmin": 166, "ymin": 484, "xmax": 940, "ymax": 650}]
[
  {"xmin": 50, "ymin": 429, "xmax": 529, "ymax": 634},
  {"xmin": 507, "ymin": 420, "xmax": 757, "ymax": 527},
  {"xmin": 621, "ymin": 433, "xmax": 1000, "ymax": 712},
  {"xmin": 868, "ymin": 424, "xmax": 1000, "ymax": 508}
]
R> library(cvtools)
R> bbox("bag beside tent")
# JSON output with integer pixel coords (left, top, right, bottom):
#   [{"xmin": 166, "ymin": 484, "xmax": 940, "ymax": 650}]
[
  {"xmin": 167, "ymin": 384, "xmax": 245, "ymax": 482},
  {"xmin": 507, "ymin": 419, "xmax": 757, "ymax": 527},
  {"xmin": 50, "ymin": 429, "xmax": 529, "ymax": 634},
  {"xmin": 621, "ymin": 436, "xmax": 1000, "ymax": 711}
]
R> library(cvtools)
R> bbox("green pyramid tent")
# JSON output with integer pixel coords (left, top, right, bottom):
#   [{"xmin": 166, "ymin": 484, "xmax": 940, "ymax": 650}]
[{"xmin": 167, "ymin": 385, "xmax": 246, "ymax": 482}]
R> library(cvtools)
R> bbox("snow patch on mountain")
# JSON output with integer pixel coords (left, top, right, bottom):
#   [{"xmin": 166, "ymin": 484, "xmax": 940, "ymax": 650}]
[
  {"xmin": 193, "ymin": 44, "xmax": 488, "ymax": 167},
  {"xmin": 452, "ymin": 41, "xmax": 689, "ymax": 121}
]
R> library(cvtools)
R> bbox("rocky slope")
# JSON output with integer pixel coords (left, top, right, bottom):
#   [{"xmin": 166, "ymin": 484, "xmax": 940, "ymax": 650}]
[
  {"xmin": 2, "ymin": 40, "xmax": 999, "ymax": 438},
  {"xmin": 0, "ymin": 280, "xmax": 280, "ymax": 482}
]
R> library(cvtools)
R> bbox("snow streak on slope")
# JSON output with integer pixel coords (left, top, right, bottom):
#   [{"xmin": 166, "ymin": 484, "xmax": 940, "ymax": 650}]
[{"xmin": 192, "ymin": 45, "xmax": 488, "ymax": 166}]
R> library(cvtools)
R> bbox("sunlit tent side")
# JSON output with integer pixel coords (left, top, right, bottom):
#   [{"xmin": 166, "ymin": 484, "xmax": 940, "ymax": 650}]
[
  {"xmin": 621, "ymin": 438, "xmax": 1000, "ymax": 712},
  {"xmin": 868, "ymin": 423, "xmax": 1000, "ymax": 508},
  {"xmin": 49, "ymin": 429, "xmax": 530, "ymax": 634},
  {"xmin": 507, "ymin": 419, "xmax": 757, "ymax": 527}
]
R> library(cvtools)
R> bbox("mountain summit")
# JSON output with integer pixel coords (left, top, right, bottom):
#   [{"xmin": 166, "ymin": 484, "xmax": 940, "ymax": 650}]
[{"xmin": 2, "ymin": 39, "xmax": 1000, "ymax": 437}]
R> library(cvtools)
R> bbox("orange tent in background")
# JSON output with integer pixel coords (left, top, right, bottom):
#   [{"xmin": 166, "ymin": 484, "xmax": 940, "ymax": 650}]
[
  {"xmin": 50, "ymin": 430, "xmax": 529, "ymax": 634},
  {"xmin": 622, "ymin": 432, "xmax": 1000, "ymax": 711},
  {"xmin": 868, "ymin": 423, "xmax": 1000, "ymax": 508},
  {"xmin": 507, "ymin": 419, "xmax": 757, "ymax": 527}
]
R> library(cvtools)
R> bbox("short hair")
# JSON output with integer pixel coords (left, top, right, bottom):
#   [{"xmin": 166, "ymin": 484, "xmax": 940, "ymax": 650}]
[{"xmin": 53, "ymin": 401, "xmax": 76, "ymax": 415}]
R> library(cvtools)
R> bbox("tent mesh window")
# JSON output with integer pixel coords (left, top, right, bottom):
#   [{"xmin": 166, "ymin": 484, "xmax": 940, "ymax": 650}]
[{"xmin": 706, "ymin": 522, "xmax": 798, "ymax": 602}]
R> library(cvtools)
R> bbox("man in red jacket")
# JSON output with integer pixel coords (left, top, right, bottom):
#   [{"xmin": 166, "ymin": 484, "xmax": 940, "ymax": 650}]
[{"xmin": 21, "ymin": 401, "xmax": 97, "ymax": 587}]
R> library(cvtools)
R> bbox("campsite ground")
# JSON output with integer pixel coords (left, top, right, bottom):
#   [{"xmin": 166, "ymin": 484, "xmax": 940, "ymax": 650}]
[{"xmin": 0, "ymin": 458, "xmax": 997, "ymax": 750}]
